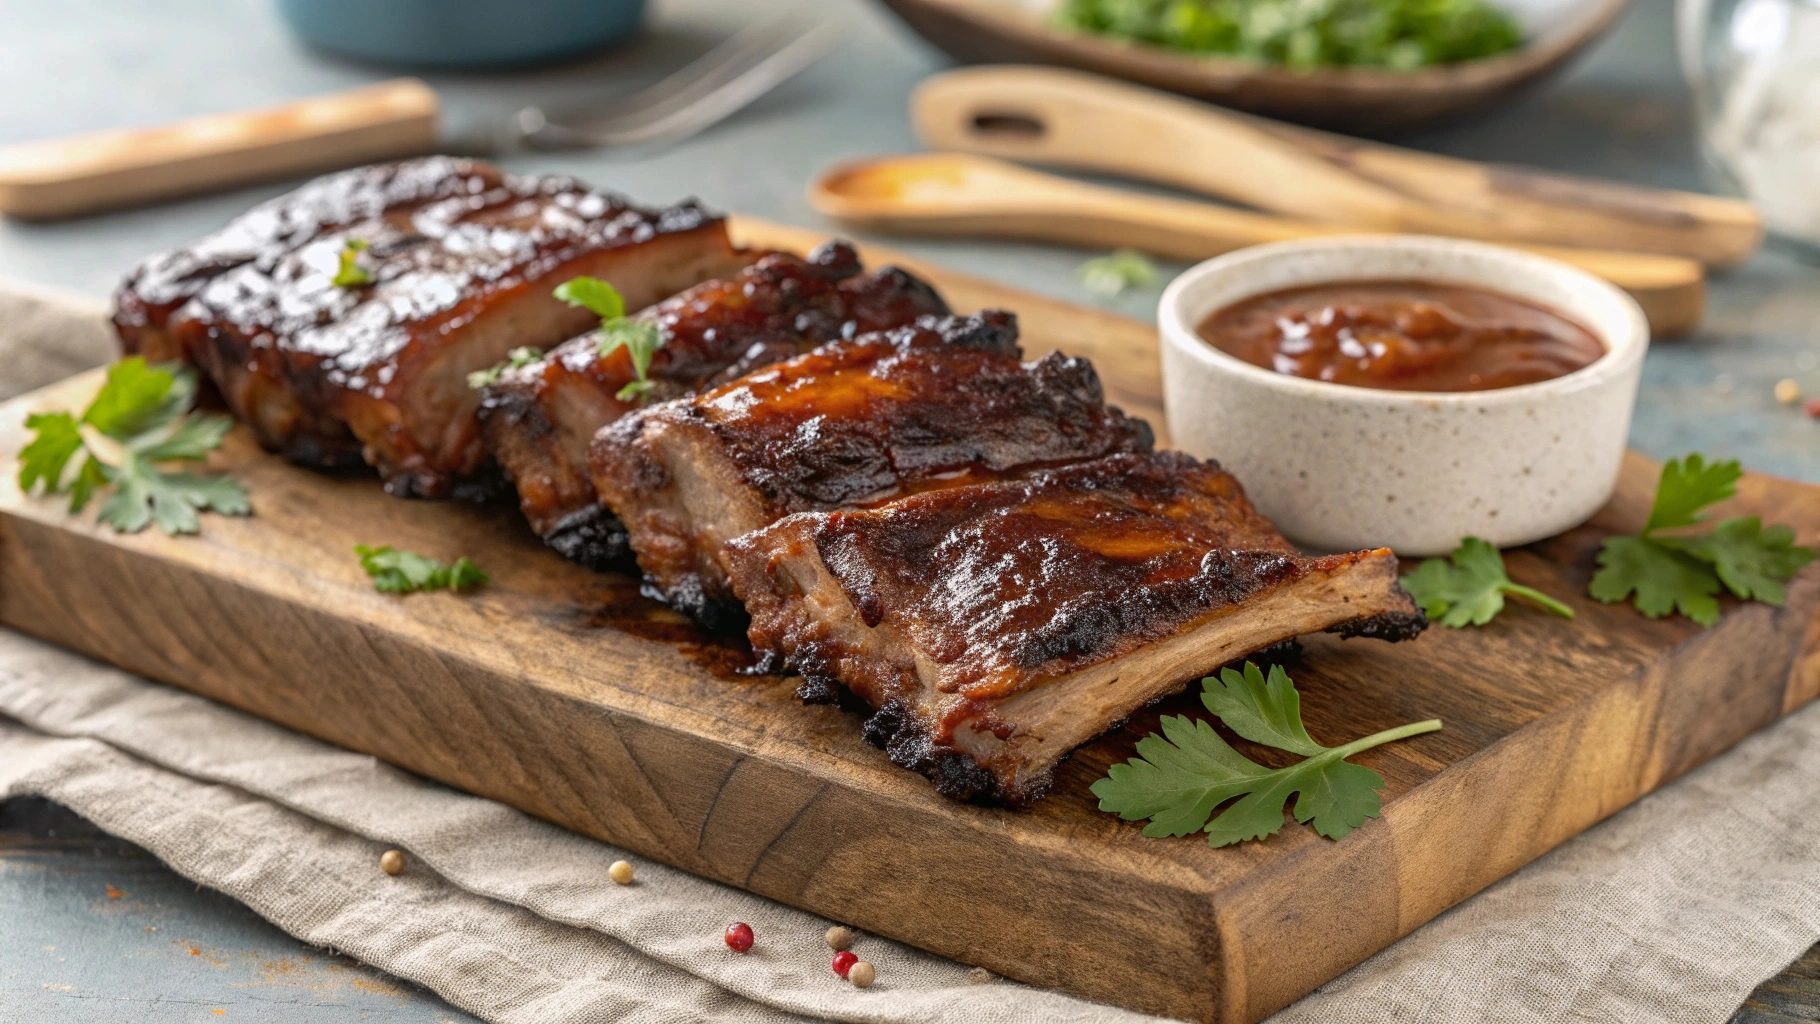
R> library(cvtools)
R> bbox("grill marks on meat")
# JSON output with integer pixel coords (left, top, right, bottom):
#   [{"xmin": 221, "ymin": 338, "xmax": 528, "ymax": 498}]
[
  {"xmin": 590, "ymin": 311, "xmax": 1156, "ymax": 628},
  {"xmin": 724, "ymin": 451, "xmax": 1422, "ymax": 805},
  {"xmin": 113, "ymin": 156, "xmax": 753, "ymax": 497},
  {"xmin": 478, "ymin": 242, "xmax": 949, "ymax": 568}
]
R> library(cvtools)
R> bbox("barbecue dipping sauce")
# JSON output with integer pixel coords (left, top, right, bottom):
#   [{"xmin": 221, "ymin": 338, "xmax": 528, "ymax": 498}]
[{"xmin": 1197, "ymin": 281, "xmax": 1604, "ymax": 392}]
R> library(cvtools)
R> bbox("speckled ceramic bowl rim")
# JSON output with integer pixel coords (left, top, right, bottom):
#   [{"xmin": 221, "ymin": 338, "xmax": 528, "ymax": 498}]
[{"xmin": 1157, "ymin": 234, "xmax": 1650, "ymax": 407}]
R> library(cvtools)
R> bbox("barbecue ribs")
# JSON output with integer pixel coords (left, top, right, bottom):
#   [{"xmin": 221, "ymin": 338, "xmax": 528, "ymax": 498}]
[
  {"xmin": 724, "ymin": 451, "xmax": 1424, "ymax": 805},
  {"xmin": 114, "ymin": 157, "xmax": 752, "ymax": 497},
  {"xmin": 478, "ymin": 241, "xmax": 949, "ymax": 568},
  {"xmin": 590, "ymin": 311, "xmax": 1156, "ymax": 628}
]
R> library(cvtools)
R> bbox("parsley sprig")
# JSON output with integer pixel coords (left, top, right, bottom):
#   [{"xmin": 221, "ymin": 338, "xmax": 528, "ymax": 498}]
[
  {"xmin": 355, "ymin": 545, "xmax": 488, "ymax": 594},
  {"xmin": 332, "ymin": 238, "xmax": 374, "ymax": 287},
  {"xmin": 1590, "ymin": 455, "xmax": 1815, "ymax": 625},
  {"xmin": 1092, "ymin": 663, "xmax": 1441, "ymax": 846},
  {"xmin": 1402, "ymin": 536, "xmax": 1573, "ymax": 627},
  {"xmin": 554, "ymin": 277, "xmax": 664, "ymax": 403},
  {"xmin": 17, "ymin": 358, "xmax": 249, "ymax": 535},
  {"xmin": 467, "ymin": 347, "xmax": 545, "ymax": 390}
]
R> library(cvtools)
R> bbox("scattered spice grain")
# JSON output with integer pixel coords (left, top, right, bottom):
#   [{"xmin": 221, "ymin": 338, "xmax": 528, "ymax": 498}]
[
  {"xmin": 1776, "ymin": 378, "xmax": 1802, "ymax": 404},
  {"xmin": 608, "ymin": 860, "xmax": 635, "ymax": 885},
  {"xmin": 849, "ymin": 961, "xmax": 876, "ymax": 988},
  {"xmin": 379, "ymin": 849, "xmax": 405, "ymax": 876},
  {"xmin": 724, "ymin": 922, "xmax": 754, "ymax": 953},
  {"xmin": 825, "ymin": 926, "xmax": 855, "ymax": 951}
]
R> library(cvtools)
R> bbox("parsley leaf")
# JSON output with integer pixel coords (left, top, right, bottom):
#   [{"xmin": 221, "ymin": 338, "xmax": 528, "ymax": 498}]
[
  {"xmin": 1078, "ymin": 249, "xmax": 1158, "ymax": 297},
  {"xmin": 1401, "ymin": 536, "xmax": 1573, "ymax": 627},
  {"xmin": 332, "ymin": 239, "xmax": 374, "ymax": 287},
  {"xmin": 553, "ymin": 276, "xmax": 626, "ymax": 320},
  {"xmin": 1589, "ymin": 454, "xmax": 1814, "ymax": 625},
  {"xmin": 16, "ymin": 358, "xmax": 248, "ymax": 535},
  {"xmin": 466, "ymin": 347, "xmax": 545, "ymax": 390},
  {"xmin": 1091, "ymin": 663, "xmax": 1441, "ymax": 847},
  {"xmin": 553, "ymin": 276, "xmax": 666, "ymax": 404},
  {"xmin": 18, "ymin": 412, "xmax": 84, "ymax": 498},
  {"xmin": 1590, "ymin": 536, "xmax": 1723, "ymax": 625},
  {"xmin": 355, "ymin": 545, "xmax": 489, "ymax": 594},
  {"xmin": 1661, "ymin": 518, "xmax": 1816, "ymax": 606},
  {"xmin": 1644, "ymin": 453, "xmax": 1740, "ymax": 533}
]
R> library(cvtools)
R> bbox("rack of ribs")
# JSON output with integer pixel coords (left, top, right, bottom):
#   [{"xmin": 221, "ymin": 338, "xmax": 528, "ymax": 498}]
[
  {"xmin": 723, "ymin": 451, "xmax": 1425, "ymax": 805},
  {"xmin": 113, "ymin": 156, "xmax": 753, "ymax": 498},
  {"xmin": 589, "ymin": 311, "xmax": 1157, "ymax": 630},
  {"xmin": 478, "ymin": 241, "xmax": 949, "ymax": 568}
]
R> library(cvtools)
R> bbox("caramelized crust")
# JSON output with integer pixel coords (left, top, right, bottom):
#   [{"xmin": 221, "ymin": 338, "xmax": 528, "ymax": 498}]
[
  {"xmin": 592, "ymin": 312, "xmax": 1156, "ymax": 626},
  {"xmin": 724, "ymin": 451, "xmax": 1424, "ymax": 805},
  {"xmin": 115, "ymin": 157, "xmax": 752, "ymax": 497},
  {"xmin": 478, "ymin": 242, "xmax": 948, "ymax": 567}
]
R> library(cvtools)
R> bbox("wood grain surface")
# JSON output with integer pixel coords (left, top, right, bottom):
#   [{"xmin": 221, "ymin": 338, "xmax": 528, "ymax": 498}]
[{"xmin": 1, "ymin": 220, "xmax": 1816, "ymax": 1023}]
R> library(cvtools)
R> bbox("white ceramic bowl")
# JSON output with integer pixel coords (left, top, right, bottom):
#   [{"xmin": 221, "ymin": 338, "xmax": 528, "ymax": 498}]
[{"xmin": 1157, "ymin": 236, "xmax": 1649, "ymax": 557}]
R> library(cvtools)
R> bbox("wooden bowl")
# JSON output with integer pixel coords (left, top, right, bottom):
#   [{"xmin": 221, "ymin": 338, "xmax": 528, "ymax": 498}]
[{"xmin": 875, "ymin": 0, "xmax": 1632, "ymax": 133}]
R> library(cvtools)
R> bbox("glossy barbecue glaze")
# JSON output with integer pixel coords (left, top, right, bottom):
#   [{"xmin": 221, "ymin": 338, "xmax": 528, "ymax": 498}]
[
  {"xmin": 115, "ymin": 157, "xmax": 751, "ymax": 497},
  {"xmin": 725, "ymin": 451, "xmax": 1424, "ymax": 804},
  {"xmin": 591, "ymin": 311, "xmax": 1156, "ymax": 627},
  {"xmin": 479, "ymin": 242, "xmax": 949, "ymax": 568}
]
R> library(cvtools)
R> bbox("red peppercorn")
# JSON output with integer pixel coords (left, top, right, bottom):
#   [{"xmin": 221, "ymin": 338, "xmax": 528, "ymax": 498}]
[
  {"xmin": 832, "ymin": 950, "xmax": 858, "ymax": 978},
  {"xmin": 1805, "ymin": 397, "xmax": 1820, "ymax": 419},
  {"xmin": 724, "ymin": 922, "xmax": 754, "ymax": 953}
]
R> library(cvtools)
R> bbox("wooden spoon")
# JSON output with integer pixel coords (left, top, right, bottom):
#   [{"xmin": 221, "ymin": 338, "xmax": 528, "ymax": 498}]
[
  {"xmin": 911, "ymin": 65, "xmax": 1761, "ymax": 269},
  {"xmin": 810, "ymin": 152, "xmax": 1706, "ymax": 336}
]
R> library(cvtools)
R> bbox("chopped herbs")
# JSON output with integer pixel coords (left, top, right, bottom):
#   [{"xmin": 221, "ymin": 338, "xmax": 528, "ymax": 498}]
[
  {"xmin": 1401, "ymin": 536, "xmax": 1573, "ymax": 627},
  {"xmin": 332, "ymin": 238, "xmax": 374, "ymax": 287},
  {"xmin": 554, "ymin": 276, "xmax": 665, "ymax": 403},
  {"xmin": 1078, "ymin": 249, "xmax": 1159, "ymax": 297},
  {"xmin": 17, "ymin": 358, "xmax": 249, "ymax": 535},
  {"xmin": 1091, "ymin": 662, "xmax": 1440, "ymax": 846},
  {"xmin": 466, "ymin": 347, "xmax": 545, "ymax": 390},
  {"xmin": 1589, "ymin": 454, "xmax": 1815, "ymax": 625},
  {"xmin": 1054, "ymin": 0, "xmax": 1523, "ymax": 69},
  {"xmin": 354, "ymin": 545, "xmax": 489, "ymax": 593}
]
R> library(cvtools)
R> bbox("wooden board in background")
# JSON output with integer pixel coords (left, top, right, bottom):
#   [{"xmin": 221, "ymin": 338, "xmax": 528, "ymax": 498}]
[{"xmin": 1, "ymin": 219, "xmax": 1816, "ymax": 1023}]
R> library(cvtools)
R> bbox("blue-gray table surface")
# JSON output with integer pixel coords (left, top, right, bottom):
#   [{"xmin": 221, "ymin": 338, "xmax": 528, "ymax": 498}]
[{"xmin": 1, "ymin": 0, "xmax": 1816, "ymax": 1020}]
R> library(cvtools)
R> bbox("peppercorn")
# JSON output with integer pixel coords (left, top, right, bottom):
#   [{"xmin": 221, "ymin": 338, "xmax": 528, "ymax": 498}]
[
  {"xmin": 724, "ymin": 922, "xmax": 754, "ymax": 953},
  {"xmin": 1775, "ymin": 378, "xmax": 1801, "ymax": 405},
  {"xmin": 825, "ymin": 925, "xmax": 854, "ymax": 951},
  {"xmin": 608, "ymin": 860, "xmax": 634, "ymax": 885},
  {"xmin": 832, "ymin": 950, "xmax": 858, "ymax": 978},
  {"xmin": 379, "ymin": 849, "xmax": 405, "ymax": 876},
  {"xmin": 848, "ymin": 961, "xmax": 876, "ymax": 988}
]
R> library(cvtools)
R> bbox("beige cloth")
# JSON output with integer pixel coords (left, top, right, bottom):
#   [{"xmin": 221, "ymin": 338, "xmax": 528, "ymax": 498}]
[{"xmin": 3, "ymin": 277, "xmax": 1818, "ymax": 1023}]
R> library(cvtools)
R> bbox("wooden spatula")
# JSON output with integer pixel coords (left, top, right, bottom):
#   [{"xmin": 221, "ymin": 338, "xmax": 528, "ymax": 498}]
[
  {"xmin": 809, "ymin": 152, "xmax": 1706, "ymax": 336},
  {"xmin": 912, "ymin": 65, "xmax": 1762, "ymax": 269}
]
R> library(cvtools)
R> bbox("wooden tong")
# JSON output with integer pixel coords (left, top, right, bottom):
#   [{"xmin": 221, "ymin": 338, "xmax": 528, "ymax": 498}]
[
  {"xmin": 809, "ymin": 65, "xmax": 1767, "ymax": 335},
  {"xmin": 910, "ymin": 66, "xmax": 1760, "ymax": 269}
]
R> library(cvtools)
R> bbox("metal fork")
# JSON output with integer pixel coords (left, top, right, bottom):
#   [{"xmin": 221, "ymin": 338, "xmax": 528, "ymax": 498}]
[{"xmin": 495, "ymin": 18, "xmax": 839, "ymax": 153}]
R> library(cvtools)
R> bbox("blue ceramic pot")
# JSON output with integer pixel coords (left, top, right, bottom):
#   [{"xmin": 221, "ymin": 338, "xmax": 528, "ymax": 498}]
[{"xmin": 276, "ymin": 0, "xmax": 647, "ymax": 69}]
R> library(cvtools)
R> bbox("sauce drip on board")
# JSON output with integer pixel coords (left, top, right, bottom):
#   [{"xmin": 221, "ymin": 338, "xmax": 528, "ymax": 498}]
[{"xmin": 1198, "ymin": 281, "xmax": 1604, "ymax": 392}]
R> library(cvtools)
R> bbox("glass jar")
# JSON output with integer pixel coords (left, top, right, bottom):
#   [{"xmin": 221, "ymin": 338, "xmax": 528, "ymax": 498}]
[{"xmin": 1678, "ymin": 0, "xmax": 1820, "ymax": 256}]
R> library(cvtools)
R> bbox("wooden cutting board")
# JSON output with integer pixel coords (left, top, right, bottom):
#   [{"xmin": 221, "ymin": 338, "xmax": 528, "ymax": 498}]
[{"xmin": 2, "ymin": 219, "xmax": 1816, "ymax": 1023}]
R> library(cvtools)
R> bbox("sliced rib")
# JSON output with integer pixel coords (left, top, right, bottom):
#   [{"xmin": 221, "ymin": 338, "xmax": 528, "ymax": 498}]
[
  {"xmin": 115, "ymin": 156, "xmax": 753, "ymax": 498},
  {"xmin": 478, "ymin": 241, "xmax": 948, "ymax": 568},
  {"xmin": 723, "ymin": 451, "xmax": 1425, "ymax": 806},
  {"xmin": 590, "ymin": 312, "xmax": 1155, "ymax": 627}
]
